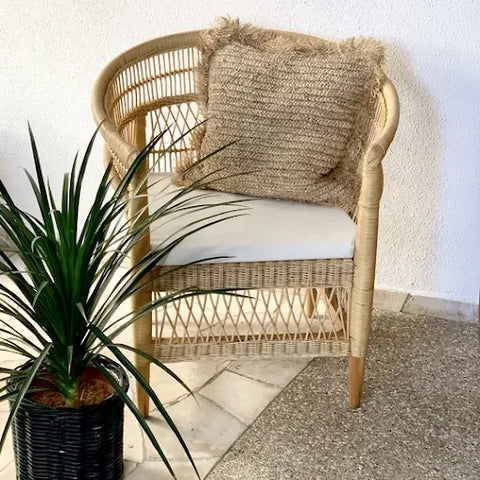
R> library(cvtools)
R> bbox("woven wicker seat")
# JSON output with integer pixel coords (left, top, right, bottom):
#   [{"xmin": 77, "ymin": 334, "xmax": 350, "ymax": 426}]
[{"xmin": 92, "ymin": 29, "xmax": 399, "ymax": 417}]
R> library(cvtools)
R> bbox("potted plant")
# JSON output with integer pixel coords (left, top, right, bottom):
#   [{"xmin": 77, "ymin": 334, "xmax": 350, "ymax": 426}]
[{"xmin": 0, "ymin": 126, "xmax": 244, "ymax": 480}]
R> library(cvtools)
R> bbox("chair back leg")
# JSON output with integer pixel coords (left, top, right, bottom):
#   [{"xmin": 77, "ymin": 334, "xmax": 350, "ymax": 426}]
[{"xmin": 304, "ymin": 288, "xmax": 319, "ymax": 317}]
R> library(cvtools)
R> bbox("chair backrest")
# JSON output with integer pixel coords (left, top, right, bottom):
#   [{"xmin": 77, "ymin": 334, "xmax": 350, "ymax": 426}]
[
  {"xmin": 95, "ymin": 31, "xmax": 202, "ymax": 177},
  {"xmin": 92, "ymin": 30, "xmax": 394, "ymax": 186}
]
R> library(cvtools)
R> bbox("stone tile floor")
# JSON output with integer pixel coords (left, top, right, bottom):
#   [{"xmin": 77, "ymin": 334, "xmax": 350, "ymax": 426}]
[{"xmin": 126, "ymin": 356, "xmax": 310, "ymax": 479}]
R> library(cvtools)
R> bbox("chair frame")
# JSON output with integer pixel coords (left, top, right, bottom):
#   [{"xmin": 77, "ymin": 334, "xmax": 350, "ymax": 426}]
[{"xmin": 92, "ymin": 29, "xmax": 399, "ymax": 417}]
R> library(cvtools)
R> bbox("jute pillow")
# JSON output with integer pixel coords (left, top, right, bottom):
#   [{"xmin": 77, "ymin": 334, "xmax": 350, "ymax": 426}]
[{"xmin": 176, "ymin": 18, "xmax": 385, "ymax": 214}]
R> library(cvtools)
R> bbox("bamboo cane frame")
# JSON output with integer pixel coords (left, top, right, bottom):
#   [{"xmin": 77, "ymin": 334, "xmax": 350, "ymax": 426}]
[
  {"xmin": 129, "ymin": 115, "xmax": 153, "ymax": 417},
  {"xmin": 92, "ymin": 29, "xmax": 399, "ymax": 414}
]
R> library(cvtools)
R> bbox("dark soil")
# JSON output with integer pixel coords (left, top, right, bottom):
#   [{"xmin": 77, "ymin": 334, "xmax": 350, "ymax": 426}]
[{"xmin": 29, "ymin": 366, "xmax": 114, "ymax": 408}]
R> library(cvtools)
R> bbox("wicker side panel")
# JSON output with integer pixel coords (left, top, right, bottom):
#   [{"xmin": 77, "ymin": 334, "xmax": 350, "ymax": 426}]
[
  {"xmin": 152, "ymin": 285, "xmax": 350, "ymax": 363},
  {"xmin": 152, "ymin": 259, "xmax": 353, "ymax": 291},
  {"xmin": 155, "ymin": 337, "xmax": 349, "ymax": 363}
]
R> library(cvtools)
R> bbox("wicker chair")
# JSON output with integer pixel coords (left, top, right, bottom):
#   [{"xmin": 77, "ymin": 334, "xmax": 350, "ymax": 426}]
[{"xmin": 91, "ymin": 29, "xmax": 399, "ymax": 417}]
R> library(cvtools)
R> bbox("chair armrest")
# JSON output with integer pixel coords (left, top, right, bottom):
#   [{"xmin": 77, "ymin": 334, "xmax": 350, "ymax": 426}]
[
  {"xmin": 91, "ymin": 71, "xmax": 140, "ymax": 182},
  {"xmin": 363, "ymin": 79, "xmax": 400, "ymax": 169},
  {"xmin": 350, "ymin": 80, "xmax": 399, "ymax": 357}
]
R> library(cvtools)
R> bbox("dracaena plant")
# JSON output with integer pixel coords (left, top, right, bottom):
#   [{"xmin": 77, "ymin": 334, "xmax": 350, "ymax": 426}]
[{"xmin": 0, "ymin": 126, "xmax": 245, "ymax": 479}]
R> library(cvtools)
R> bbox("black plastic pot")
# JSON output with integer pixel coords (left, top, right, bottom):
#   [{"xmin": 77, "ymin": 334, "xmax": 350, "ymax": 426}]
[{"xmin": 8, "ymin": 356, "xmax": 129, "ymax": 480}]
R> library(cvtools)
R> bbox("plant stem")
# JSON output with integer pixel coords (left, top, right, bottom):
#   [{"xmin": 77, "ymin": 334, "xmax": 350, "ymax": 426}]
[{"xmin": 63, "ymin": 381, "xmax": 80, "ymax": 408}]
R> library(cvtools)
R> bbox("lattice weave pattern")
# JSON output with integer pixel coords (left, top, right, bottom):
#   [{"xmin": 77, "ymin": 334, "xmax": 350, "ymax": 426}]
[
  {"xmin": 153, "ymin": 287, "xmax": 350, "ymax": 362},
  {"xmin": 151, "ymin": 259, "xmax": 352, "ymax": 360}
]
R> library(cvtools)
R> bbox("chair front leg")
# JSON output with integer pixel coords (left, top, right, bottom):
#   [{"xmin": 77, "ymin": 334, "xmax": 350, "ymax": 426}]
[
  {"xmin": 349, "ymin": 356, "xmax": 365, "ymax": 408},
  {"xmin": 131, "ymin": 291, "xmax": 153, "ymax": 418},
  {"xmin": 348, "ymin": 156, "xmax": 384, "ymax": 408},
  {"xmin": 129, "ymin": 114, "xmax": 153, "ymax": 418},
  {"xmin": 349, "ymin": 289, "xmax": 374, "ymax": 408}
]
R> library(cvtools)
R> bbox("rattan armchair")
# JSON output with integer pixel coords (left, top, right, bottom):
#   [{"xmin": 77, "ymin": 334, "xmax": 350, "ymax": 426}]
[{"xmin": 92, "ymin": 30, "xmax": 399, "ymax": 417}]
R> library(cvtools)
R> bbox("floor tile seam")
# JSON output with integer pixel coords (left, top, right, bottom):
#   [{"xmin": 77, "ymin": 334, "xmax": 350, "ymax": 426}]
[
  {"xmin": 223, "ymin": 368, "xmax": 285, "ymax": 389},
  {"xmin": 141, "ymin": 431, "xmax": 191, "ymax": 463},
  {"xmin": 139, "ymin": 428, "xmax": 148, "ymax": 464},
  {"xmin": 163, "ymin": 392, "xmax": 190, "ymax": 408},
  {"xmin": 0, "ymin": 461, "xmax": 13, "ymax": 474},
  {"xmin": 201, "ymin": 388, "xmax": 286, "ymax": 480},
  {"xmin": 143, "ymin": 450, "xmax": 222, "ymax": 464},
  {"xmin": 144, "ymin": 455, "xmax": 222, "ymax": 463},
  {"xmin": 199, "ymin": 373, "xmax": 293, "ymax": 429},
  {"xmin": 191, "ymin": 360, "xmax": 234, "ymax": 391},
  {"xmin": 227, "ymin": 358, "xmax": 313, "ymax": 393},
  {"xmin": 123, "ymin": 460, "xmax": 140, "ymax": 477},
  {"xmin": 195, "ymin": 392, "xmax": 249, "ymax": 427},
  {"xmin": 159, "ymin": 360, "xmax": 234, "ymax": 408}
]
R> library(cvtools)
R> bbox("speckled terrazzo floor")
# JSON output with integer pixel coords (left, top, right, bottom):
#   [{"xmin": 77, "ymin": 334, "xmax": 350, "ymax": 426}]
[{"xmin": 208, "ymin": 312, "xmax": 480, "ymax": 480}]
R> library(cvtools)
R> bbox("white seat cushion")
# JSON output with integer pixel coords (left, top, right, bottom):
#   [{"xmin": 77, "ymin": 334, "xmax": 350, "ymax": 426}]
[{"xmin": 148, "ymin": 174, "xmax": 356, "ymax": 266}]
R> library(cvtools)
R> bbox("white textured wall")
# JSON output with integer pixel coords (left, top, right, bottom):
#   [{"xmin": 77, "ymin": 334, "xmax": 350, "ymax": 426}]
[{"xmin": 1, "ymin": 0, "xmax": 479, "ymax": 303}]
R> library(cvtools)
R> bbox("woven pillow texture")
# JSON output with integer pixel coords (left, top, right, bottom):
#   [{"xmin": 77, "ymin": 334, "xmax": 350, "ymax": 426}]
[{"xmin": 176, "ymin": 18, "xmax": 385, "ymax": 214}]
